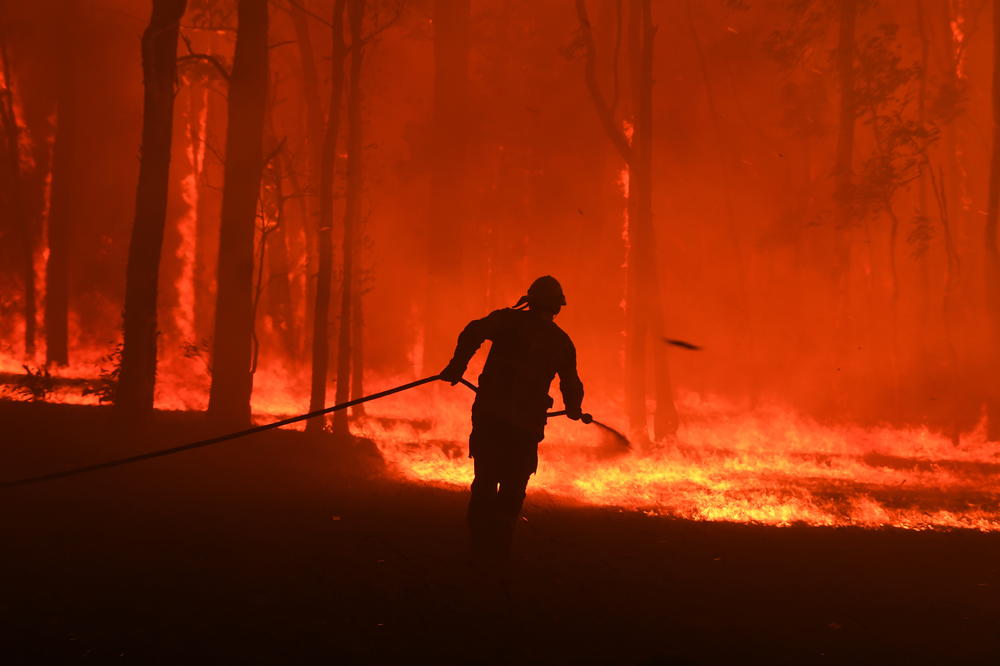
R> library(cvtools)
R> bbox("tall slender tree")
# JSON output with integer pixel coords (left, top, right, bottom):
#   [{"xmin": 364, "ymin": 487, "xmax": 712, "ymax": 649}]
[
  {"xmin": 45, "ymin": 1, "xmax": 82, "ymax": 367},
  {"xmin": 0, "ymin": 29, "xmax": 35, "ymax": 357},
  {"xmin": 306, "ymin": 0, "xmax": 347, "ymax": 434},
  {"xmin": 828, "ymin": 0, "xmax": 857, "ymax": 408},
  {"xmin": 350, "ymin": 276, "xmax": 365, "ymax": 413},
  {"xmin": 116, "ymin": 0, "xmax": 188, "ymax": 417},
  {"xmin": 332, "ymin": 0, "xmax": 365, "ymax": 437},
  {"xmin": 575, "ymin": 0, "xmax": 676, "ymax": 440},
  {"xmin": 290, "ymin": 0, "xmax": 324, "ymax": 350},
  {"xmin": 262, "ymin": 93, "xmax": 298, "ymax": 356},
  {"xmin": 985, "ymin": 0, "xmax": 1000, "ymax": 439},
  {"xmin": 833, "ymin": 0, "xmax": 858, "ymax": 228},
  {"xmin": 423, "ymin": 0, "xmax": 471, "ymax": 373},
  {"xmin": 207, "ymin": 0, "xmax": 269, "ymax": 426}
]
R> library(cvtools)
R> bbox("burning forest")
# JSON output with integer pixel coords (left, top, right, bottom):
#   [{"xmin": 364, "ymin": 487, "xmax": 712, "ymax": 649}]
[{"xmin": 1, "ymin": 1, "xmax": 1000, "ymax": 662}]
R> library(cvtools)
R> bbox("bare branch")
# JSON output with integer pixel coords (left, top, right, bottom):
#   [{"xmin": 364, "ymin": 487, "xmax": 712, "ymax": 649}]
[
  {"xmin": 180, "ymin": 24, "xmax": 236, "ymax": 32},
  {"xmin": 262, "ymin": 136, "xmax": 288, "ymax": 169},
  {"xmin": 575, "ymin": 0, "xmax": 632, "ymax": 164},
  {"xmin": 177, "ymin": 54, "xmax": 231, "ymax": 81},
  {"xmin": 360, "ymin": 0, "xmax": 404, "ymax": 46},
  {"xmin": 178, "ymin": 33, "xmax": 231, "ymax": 81},
  {"xmin": 284, "ymin": 0, "xmax": 333, "ymax": 28}
]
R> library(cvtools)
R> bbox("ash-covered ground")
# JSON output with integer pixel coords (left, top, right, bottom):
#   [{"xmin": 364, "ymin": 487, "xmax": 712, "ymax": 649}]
[{"xmin": 1, "ymin": 401, "xmax": 998, "ymax": 665}]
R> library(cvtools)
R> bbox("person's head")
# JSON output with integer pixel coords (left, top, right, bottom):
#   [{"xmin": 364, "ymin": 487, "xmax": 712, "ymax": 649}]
[{"xmin": 515, "ymin": 275, "xmax": 566, "ymax": 316}]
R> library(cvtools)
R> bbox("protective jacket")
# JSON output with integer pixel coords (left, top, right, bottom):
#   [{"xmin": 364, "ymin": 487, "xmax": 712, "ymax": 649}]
[{"xmin": 444, "ymin": 307, "xmax": 584, "ymax": 441}]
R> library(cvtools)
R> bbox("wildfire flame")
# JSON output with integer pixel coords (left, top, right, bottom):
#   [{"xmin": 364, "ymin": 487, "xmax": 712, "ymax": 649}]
[
  {"xmin": 360, "ymin": 385, "xmax": 1000, "ymax": 532},
  {"xmin": 3, "ymin": 2, "xmax": 1000, "ymax": 537},
  {"xmin": 3, "ymin": 343, "xmax": 999, "ymax": 533}
]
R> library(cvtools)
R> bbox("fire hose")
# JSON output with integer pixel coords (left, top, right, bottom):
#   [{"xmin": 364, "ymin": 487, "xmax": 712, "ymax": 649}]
[
  {"xmin": 0, "ymin": 375, "xmax": 627, "ymax": 489},
  {"xmin": 452, "ymin": 377, "xmax": 629, "ymax": 445}
]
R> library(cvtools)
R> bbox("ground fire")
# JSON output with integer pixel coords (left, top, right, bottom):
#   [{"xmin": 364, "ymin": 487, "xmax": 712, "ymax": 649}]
[{"xmin": 2, "ymin": 0, "xmax": 1000, "ymax": 662}]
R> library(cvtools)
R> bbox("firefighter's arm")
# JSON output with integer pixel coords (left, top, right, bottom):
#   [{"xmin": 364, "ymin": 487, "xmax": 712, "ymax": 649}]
[
  {"xmin": 558, "ymin": 341, "xmax": 585, "ymax": 419},
  {"xmin": 439, "ymin": 311, "xmax": 500, "ymax": 384}
]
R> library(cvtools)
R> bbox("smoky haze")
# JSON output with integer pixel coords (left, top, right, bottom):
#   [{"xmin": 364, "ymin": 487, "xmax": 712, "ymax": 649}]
[{"xmin": 0, "ymin": 0, "xmax": 996, "ymax": 440}]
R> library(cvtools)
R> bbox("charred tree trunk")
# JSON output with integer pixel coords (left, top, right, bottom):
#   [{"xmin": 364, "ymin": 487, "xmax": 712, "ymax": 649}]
[
  {"xmin": 116, "ymin": 0, "xmax": 187, "ymax": 417},
  {"xmin": 332, "ymin": 0, "xmax": 365, "ymax": 437},
  {"xmin": 914, "ymin": 0, "xmax": 933, "ymax": 395},
  {"xmin": 17, "ymin": 74, "xmax": 55, "ymax": 364},
  {"xmin": 307, "ymin": 0, "xmax": 347, "ymax": 434},
  {"xmin": 195, "ymin": 79, "xmax": 222, "ymax": 345},
  {"xmin": 868, "ymin": 101, "xmax": 904, "ymax": 416},
  {"xmin": 830, "ymin": 0, "xmax": 857, "ymax": 407},
  {"xmin": 576, "ymin": 0, "xmax": 676, "ymax": 440},
  {"xmin": 350, "ymin": 281, "xmax": 364, "ymax": 412},
  {"xmin": 207, "ymin": 0, "xmax": 268, "ymax": 426},
  {"xmin": 0, "ymin": 32, "xmax": 35, "ymax": 358},
  {"xmin": 622, "ymin": 0, "xmax": 646, "ymax": 436},
  {"xmin": 833, "ymin": 0, "xmax": 857, "ymax": 235},
  {"xmin": 281, "ymin": 148, "xmax": 309, "ymax": 355},
  {"xmin": 264, "ymin": 109, "xmax": 296, "ymax": 356},
  {"xmin": 934, "ymin": 0, "xmax": 967, "ymax": 441},
  {"xmin": 423, "ymin": 0, "xmax": 471, "ymax": 373},
  {"xmin": 45, "ymin": 19, "xmax": 81, "ymax": 367},
  {"xmin": 631, "ymin": 0, "xmax": 677, "ymax": 440},
  {"xmin": 930, "ymin": 164, "xmax": 963, "ymax": 442},
  {"xmin": 184, "ymin": 81, "xmax": 211, "ymax": 345},
  {"xmin": 985, "ymin": 0, "xmax": 1000, "ymax": 440},
  {"xmin": 290, "ymin": 1, "xmax": 323, "ymax": 351},
  {"xmin": 265, "ymin": 183, "xmax": 296, "ymax": 355}
]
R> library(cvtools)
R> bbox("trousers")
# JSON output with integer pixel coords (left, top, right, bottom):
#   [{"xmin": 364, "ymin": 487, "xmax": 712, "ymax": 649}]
[{"xmin": 467, "ymin": 416, "xmax": 541, "ymax": 562}]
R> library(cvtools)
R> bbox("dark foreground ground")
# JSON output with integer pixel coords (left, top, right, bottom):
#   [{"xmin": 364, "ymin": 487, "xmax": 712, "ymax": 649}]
[{"xmin": 1, "ymin": 401, "xmax": 998, "ymax": 665}]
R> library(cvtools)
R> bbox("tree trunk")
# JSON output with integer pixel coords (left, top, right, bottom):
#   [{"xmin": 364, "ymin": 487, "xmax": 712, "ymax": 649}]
[
  {"xmin": 183, "ymin": 80, "xmax": 210, "ymax": 345},
  {"xmin": 45, "ymin": 14, "xmax": 81, "ymax": 367},
  {"xmin": 830, "ymin": 0, "xmax": 857, "ymax": 408},
  {"xmin": 207, "ymin": 0, "xmax": 269, "ymax": 426},
  {"xmin": 869, "ymin": 102, "xmax": 903, "ymax": 416},
  {"xmin": 264, "ymin": 112, "xmax": 296, "ymax": 356},
  {"xmin": 833, "ymin": 0, "xmax": 857, "ymax": 228},
  {"xmin": 575, "ymin": 0, "xmax": 676, "ymax": 440},
  {"xmin": 350, "ymin": 282, "xmax": 365, "ymax": 413},
  {"xmin": 306, "ymin": 0, "xmax": 347, "ymax": 434},
  {"xmin": 115, "ymin": 0, "xmax": 187, "ymax": 417},
  {"xmin": 914, "ymin": 0, "xmax": 933, "ymax": 402},
  {"xmin": 265, "ymin": 192, "xmax": 296, "ymax": 355},
  {"xmin": 0, "ymin": 32, "xmax": 35, "ymax": 358},
  {"xmin": 630, "ymin": 0, "xmax": 676, "ymax": 440},
  {"xmin": 423, "ymin": 0, "xmax": 471, "ymax": 373},
  {"xmin": 332, "ymin": 0, "xmax": 364, "ymax": 437},
  {"xmin": 984, "ymin": 0, "xmax": 1000, "ymax": 440},
  {"xmin": 282, "ymin": 148, "xmax": 309, "ymax": 355},
  {"xmin": 622, "ymin": 0, "xmax": 645, "ymax": 435},
  {"xmin": 929, "ymin": 164, "xmax": 963, "ymax": 442},
  {"xmin": 290, "ymin": 1, "xmax": 323, "ymax": 351},
  {"xmin": 195, "ymin": 78, "xmax": 221, "ymax": 345}
]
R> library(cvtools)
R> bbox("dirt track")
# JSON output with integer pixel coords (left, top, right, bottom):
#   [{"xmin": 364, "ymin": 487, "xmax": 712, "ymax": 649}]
[{"xmin": 1, "ymin": 401, "xmax": 998, "ymax": 664}]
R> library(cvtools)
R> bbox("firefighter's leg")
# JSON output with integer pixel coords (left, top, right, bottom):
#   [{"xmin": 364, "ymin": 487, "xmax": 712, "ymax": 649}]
[
  {"xmin": 493, "ymin": 472, "xmax": 531, "ymax": 560},
  {"xmin": 468, "ymin": 456, "xmax": 500, "ymax": 562}
]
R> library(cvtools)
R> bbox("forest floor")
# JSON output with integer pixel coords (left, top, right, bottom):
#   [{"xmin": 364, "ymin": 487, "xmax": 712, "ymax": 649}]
[{"xmin": 1, "ymin": 400, "xmax": 998, "ymax": 665}]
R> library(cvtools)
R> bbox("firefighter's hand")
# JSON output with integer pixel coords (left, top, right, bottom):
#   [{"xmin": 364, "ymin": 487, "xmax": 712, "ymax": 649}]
[
  {"xmin": 439, "ymin": 363, "xmax": 465, "ymax": 385},
  {"xmin": 566, "ymin": 407, "xmax": 583, "ymax": 421}
]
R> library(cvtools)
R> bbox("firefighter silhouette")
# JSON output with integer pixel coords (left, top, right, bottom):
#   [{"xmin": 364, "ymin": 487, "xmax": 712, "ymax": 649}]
[{"xmin": 440, "ymin": 276, "xmax": 584, "ymax": 563}]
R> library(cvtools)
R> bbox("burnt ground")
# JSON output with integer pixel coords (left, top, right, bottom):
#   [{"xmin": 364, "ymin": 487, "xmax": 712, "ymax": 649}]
[{"xmin": 1, "ymin": 401, "xmax": 998, "ymax": 665}]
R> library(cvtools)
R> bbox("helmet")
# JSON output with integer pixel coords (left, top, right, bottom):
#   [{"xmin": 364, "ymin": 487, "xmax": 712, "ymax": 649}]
[{"xmin": 523, "ymin": 275, "xmax": 566, "ymax": 313}]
